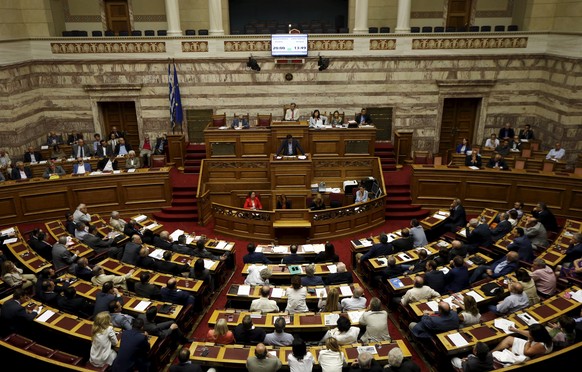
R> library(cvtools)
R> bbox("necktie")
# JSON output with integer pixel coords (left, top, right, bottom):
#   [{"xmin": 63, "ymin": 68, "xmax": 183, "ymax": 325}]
[{"xmin": 291, "ymin": 110, "xmax": 294, "ymax": 120}]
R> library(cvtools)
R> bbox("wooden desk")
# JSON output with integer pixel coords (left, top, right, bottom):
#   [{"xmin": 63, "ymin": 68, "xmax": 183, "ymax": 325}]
[
  {"xmin": 411, "ymin": 165, "xmax": 582, "ymax": 219},
  {"xmin": 254, "ymin": 243, "xmax": 323, "ymax": 261},
  {"xmin": 270, "ymin": 153, "xmax": 313, "ymax": 189},
  {"xmin": 436, "ymin": 287, "xmax": 581, "ymax": 355},
  {"xmin": 241, "ymin": 263, "xmax": 339, "ymax": 281},
  {"xmin": 0, "ymin": 168, "xmax": 172, "ymax": 225},
  {"xmin": 4, "ymin": 226, "xmax": 54, "ymax": 273},
  {"xmin": 25, "ymin": 156, "xmax": 128, "ymax": 178},
  {"xmin": 537, "ymin": 219, "xmax": 582, "ymax": 267},
  {"xmin": 188, "ymin": 339, "xmax": 410, "ymax": 367}
]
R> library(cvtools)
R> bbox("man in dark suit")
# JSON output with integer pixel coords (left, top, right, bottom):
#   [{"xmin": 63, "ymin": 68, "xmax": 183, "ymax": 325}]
[
  {"xmin": 95, "ymin": 139, "xmax": 113, "ymax": 158},
  {"xmin": 0, "ymin": 288, "xmax": 39, "ymax": 337},
  {"xmin": 281, "ymin": 244, "xmax": 307, "ymax": 265},
  {"xmin": 134, "ymin": 271, "xmax": 161, "ymax": 300},
  {"xmin": 490, "ymin": 212, "xmax": 512, "ymax": 241},
  {"xmin": 170, "ymin": 348, "xmax": 204, "ymax": 372},
  {"xmin": 11, "ymin": 161, "xmax": 32, "ymax": 180},
  {"xmin": 532, "ymin": 202, "xmax": 559, "ymax": 233},
  {"xmin": 355, "ymin": 108, "xmax": 373, "ymax": 124},
  {"xmin": 23, "ymin": 146, "xmax": 43, "ymax": 163},
  {"xmin": 155, "ymin": 250, "xmax": 189, "ymax": 276},
  {"xmin": 57, "ymin": 286, "xmax": 93, "ymax": 318},
  {"xmin": 121, "ymin": 235, "xmax": 143, "ymax": 265},
  {"xmin": 154, "ymin": 134, "xmax": 168, "ymax": 155},
  {"xmin": 391, "ymin": 228, "xmax": 414, "ymax": 253},
  {"xmin": 67, "ymin": 131, "xmax": 83, "ymax": 145},
  {"xmin": 97, "ymin": 153, "xmax": 119, "ymax": 171},
  {"xmin": 111, "ymin": 317, "xmax": 150, "ymax": 372},
  {"xmin": 160, "ymin": 278, "xmax": 195, "ymax": 306},
  {"xmin": 325, "ymin": 262, "xmax": 353, "ymax": 285},
  {"xmin": 72, "ymin": 157, "xmax": 92, "ymax": 174},
  {"xmin": 424, "ymin": 260, "xmax": 446, "ymax": 294},
  {"xmin": 28, "ymin": 228, "xmax": 53, "ymax": 261},
  {"xmin": 153, "ymin": 230, "xmax": 174, "ymax": 250},
  {"xmin": 469, "ymin": 251, "xmax": 519, "ymax": 284},
  {"xmin": 71, "ymin": 139, "xmax": 93, "ymax": 158},
  {"xmin": 444, "ymin": 256, "xmax": 470, "ymax": 293},
  {"xmin": 507, "ymin": 228, "xmax": 535, "ymax": 263},
  {"xmin": 114, "ymin": 137, "xmax": 133, "ymax": 156},
  {"xmin": 172, "ymin": 235, "xmax": 195, "ymax": 255},
  {"xmin": 443, "ymin": 198, "xmax": 467, "ymax": 233},
  {"xmin": 93, "ymin": 281, "xmax": 124, "ymax": 316},
  {"xmin": 233, "ymin": 314, "xmax": 266, "ymax": 344},
  {"xmin": 276, "ymin": 134, "xmax": 305, "ymax": 156},
  {"xmin": 124, "ymin": 219, "xmax": 143, "ymax": 239},
  {"xmin": 231, "ymin": 114, "xmax": 250, "ymax": 129},
  {"xmin": 138, "ymin": 306, "xmax": 190, "ymax": 344},
  {"xmin": 410, "ymin": 301, "xmax": 459, "ymax": 339},
  {"xmin": 82, "ymin": 225, "xmax": 115, "ymax": 253},
  {"xmin": 243, "ymin": 243, "xmax": 271, "ymax": 264},
  {"xmin": 464, "ymin": 218, "xmax": 493, "ymax": 254},
  {"xmin": 109, "ymin": 126, "xmax": 125, "ymax": 140},
  {"xmin": 358, "ymin": 234, "xmax": 393, "ymax": 264},
  {"xmin": 498, "ymin": 122, "xmax": 515, "ymax": 140},
  {"xmin": 447, "ymin": 240, "xmax": 467, "ymax": 262},
  {"xmin": 518, "ymin": 124, "xmax": 535, "ymax": 140}
]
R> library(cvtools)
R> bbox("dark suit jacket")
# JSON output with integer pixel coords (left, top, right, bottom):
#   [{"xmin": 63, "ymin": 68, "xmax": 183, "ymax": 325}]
[
  {"xmin": 489, "ymin": 257, "xmax": 519, "ymax": 278},
  {"xmin": 28, "ymin": 237, "xmax": 53, "ymax": 261},
  {"xmin": 490, "ymin": 220, "xmax": 512, "ymax": 241},
  {"xmin": 67, "ymin": 133, "xmax": 84, "ymax": 144},
  {"xmin": 424, "ymin": 270, "xmax": 446, "ymax": 294},
  {"xmin": 155, "ymin": 137, "xmax": 168, "ymax": 154},
  {"xmin": 465, "ymin": 224, "xmax": 493, "ymax": 252},
  {"xmin": 71, "ymin": 144, "xmax": 93, "ymax": 158},
  {"xmin": 444, "ymin": 266, "xmax": 469, "ymax": 293},
  {"xmin": 325, "ymin": 271, "xmax": 353, "ymax": 285},
  {"xmin": 97, "ymin": 157, "xmax": 119, "ymax": 171},
  {"xmin": 95, "ymin": 145, "xmax": 113, "ymax": 158},
  {"xmin": 155, "ymin": 260, "xmax": 188, "ymax": 276},
  {"xmin": 94, "ymin": 292, "xmax": 121, "ymax": 316},
  {"xmin": 231, "ymin": 118, "xmax": 250, "ymax": 129},
  {"xmin": 277, "ymin": 139, "xmax": 305, "ymax": 156},
  {"xmin": 124, "ymin": 225, "xmax": 143, "ymax": 238},
  {"xmin": 360, "ymin": 242, "xmax": 393, "ymax": 262},
  {"xmin": 111, "ymin": 328, "xmax": 150, "ymax": 372},
  {"xmin": 355, "ymin": 113, "xmax": 373, "ymax": 124},
  {"xmin": 391, "ymin": 237, "xmax": 414, "ymax": 253},
  {"xmin": 169, "ymin": 362, "xmax": 204, "ymax": 372},
  {"xmin": 518, "ymin": 129, "xmax": 535, "ymax": 140},
  {"xmin": 507, "ymin": 236, "xmax": 535, "ymax": 263},
  {"xmin": 243, "ymin": 252, "xmax": 271, "ymax": 264},
  {"xmin": 233, "ymin": 324, "xmax": 266, "ymax": 344},
  {"xmin": 465, "ymin": 154, "xmax": 482, "ymax": 167},
  {"xmin": 11, "ymin": 167, "xmax": 32, "ymax": 179},
  {"xmin": 114, "ymin": 143, "xmax": 133, "ymax": 155},
  {"xmin": 160, "ymin": 287, "xmax": 195, "ymax": 306},
  {"xmin": 82, "ymin": 233, "xmax": 113, "ymax": 251},
  {"xmin": 498, "ymin": 127, "xmax": 515, "ymax": 139},
  {"xmin": 153, "ymin": 236, "xmax": 173, "ymax": 250},
  {"xmin": 486, "ymin": 158, "xmax": 508, "ymax": 169},
  {"xmin": 121, "ymin": 242, "xmax": 141, "ymax": 265},
  {"xmin": 447, "ymin": 205, "xmax": 467, "ymax": 229},
  {"xmin": 57, "ymin": 295, "xmax": 92, "ymax": 318},
  {"xmin": 533, "ymin": 209, "xmax": 558, "ymax": 232},
  {"xmin": 24, "ymin": 152, "xmax": 43, "ymax": 163},
  {"xmin": 0, "ymin": 298, "xmax": 38, "ymax": 335},
  {"xmin": 412, "ymin": 312, "xmax": 459, "ymax": 338},
  {"xmin": 282, "ymin": 254, "xmax": 307, "ymax": 265},
  {"xmin": 134, "ymin": 282, "xmax": 161, "ymax": 300}
]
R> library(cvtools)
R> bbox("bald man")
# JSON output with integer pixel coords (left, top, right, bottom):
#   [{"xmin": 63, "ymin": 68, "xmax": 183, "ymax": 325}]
[
  {"xmin": 325, "ymin": 262, "xmax": 354, "ymax": 285},
  {"xmin": 246, "ymin": 343, "xmax": 281, "ymax": 372},
  {"xmin": 340, "ymin": 286, "xmax": 366, "ymax": 311},
  {"xmin": 489, "ymin": 281, "xmax": 529, "ymax": 315},
  {"xmin": 410, "ymin": 301, "xmax": 459, "ymax": 339},
  {"xmin": 401, "ymin": 276, "xmax": 440, "ymax": 306},
  {"xmin": 469, "ymin": 251, "xmax": 520, "ymax": 284}
]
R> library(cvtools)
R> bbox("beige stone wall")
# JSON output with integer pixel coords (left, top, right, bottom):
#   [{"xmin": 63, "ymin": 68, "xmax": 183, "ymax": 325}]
[
  {"xmin": 368, "ymin": 0, "xmax": 397, "ymax": 31},
  {"xmin": 1, "ymin": 54, "xmax": 581, "ymax": 165},
  {"xmin": 522, "ymin": 0, "xmax": 558, "ymax": 31},
  {"xmin": 180, "ymin": 0, "xmax": 210, "ymax": 32},
  {"xmin": 553, "ymin": 0, "xmax": 582, "ymax": 32},
  {"xmin": 0, "ymin": 0, "xmax": 54, "ymax": 40}
]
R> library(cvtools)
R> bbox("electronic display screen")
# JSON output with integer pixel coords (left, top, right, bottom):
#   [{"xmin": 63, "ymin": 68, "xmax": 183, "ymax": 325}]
[{"xmin": 271, "ymin": 34, "xmax": 308, "ymax": 57}]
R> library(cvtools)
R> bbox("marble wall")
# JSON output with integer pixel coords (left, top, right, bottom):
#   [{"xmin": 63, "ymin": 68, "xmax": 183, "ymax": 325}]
[{"xmin": 0, "ymin": 52, "xmax": 580, "ymax": 166}]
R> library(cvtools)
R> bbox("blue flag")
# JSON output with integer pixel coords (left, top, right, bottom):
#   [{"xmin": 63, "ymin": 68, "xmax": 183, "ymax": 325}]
[{"xmin": 168, "ymin": 62, "xmax": 183, "ymax": 131}]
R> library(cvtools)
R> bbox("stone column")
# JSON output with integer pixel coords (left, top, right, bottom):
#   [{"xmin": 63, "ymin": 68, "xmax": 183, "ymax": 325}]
[
  {"xmin": 353, "ymin": 0, "xmax": 369, "ymax": 34},
  {"xmin": 165, "ymin": 0, "xmax": 182, "ymax": 36},
  {"xmin": 395, "ymin": 0, "xmax": 412, "ymax": 33},
  {"xmin": 208, "ymin": 0, "xmax": 225, "ymax": 36}
]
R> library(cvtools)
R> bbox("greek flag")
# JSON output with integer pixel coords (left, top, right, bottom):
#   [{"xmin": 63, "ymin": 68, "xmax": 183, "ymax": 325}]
[{"xmin": 168, "ymin": 62, "xmax": 183, "ymax": 131}]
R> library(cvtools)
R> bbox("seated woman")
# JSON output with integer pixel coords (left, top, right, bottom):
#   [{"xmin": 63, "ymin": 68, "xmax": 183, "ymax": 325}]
[
  {"xmin": 453, "ymin": 294, "xmax": 481, "ymax": 327},
  {"xmin": 206, "ymin": 318, "xmax": 234, "ymax": 344},
  {"xmin": 309, "ymin": 109, "xmax": 327, "ymax": 129},
  {"xmin": 491, "ymin": 323, "xmax": 553, "ymax": 362},
  {"xmin": 50, "ymin": 144, "xmax": 66, "ymax": 160},
  {"xmin": 276, "ymin": 194, "xmax": 291, "ymax": 209},
  {"xmin": 355, "ymin": 185, "xmax": 369, "ymax": 203},
  {"xmin": 329, "ymin": 110, "xmax": 344, "ymax": 126},
  {"xmin": 310, "ymin": 193, "xmax": 326, "ymax": 211},
  {"xmin": 243, "ymin": 191, "xmax": 263, "ymax": 210},
  {"xmin": 318, "ymin": 287, "xmax": 340, "ymax": 312},
  {"xmin": 285, "ymin": 275, "xmax": 309, "ymax": 314},
  {"xmin": 455, "ymin": 138, "xmax": 471, "ymax": 155},
  {"xmin": 320, "ymin": 316, "xmax": 360, "ymax": 345}
]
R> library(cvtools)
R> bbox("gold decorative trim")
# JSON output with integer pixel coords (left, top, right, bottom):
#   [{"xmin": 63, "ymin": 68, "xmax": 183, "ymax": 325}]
[
  {"xmin": 308, "ymin": 39, "xmax": 354, "ymax": 51},
  {"xmin": 182, "ymin": 41, "xmax": 209, "ymax": 52},
  {"xmin": 50, "ymin": 42, "xmax": 166, "ymax": 54},
  {"xmin": 412, "ymin": 37, "xmax": 527, "ymax": 50},
  {"xmin": 370, "ymin": 39, "xmax": 397, "ymax": 50},
  {"xmin": 223, "ymin": 40, "xmax": 271, "ymax": 52}
]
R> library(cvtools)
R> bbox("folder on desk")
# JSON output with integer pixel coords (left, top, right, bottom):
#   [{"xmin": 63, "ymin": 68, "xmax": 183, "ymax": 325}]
[
  {"xmin": 288, "ymin": 265, "xmax": 302, "ymax": 275},
  {"xmin": 389, "ymin": 278, "xmax": 404, "ymax": 288}
]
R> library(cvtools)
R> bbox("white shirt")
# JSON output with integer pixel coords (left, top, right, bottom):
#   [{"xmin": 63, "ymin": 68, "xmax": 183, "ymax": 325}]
[
  {"xmin": 484, "ymin": 138, "xmax": 500, "ymax": 148},
  {"xmin": 29, "ymin": 153, "xmax": 37, "ymax": 163},
  {"xmin": 19, "ymin": 170, "xmax": 28, "ymax": 179},
  {"xmin": 288, "ymin": 352, "xmax": 314, "ymax": 372},
  {"xmin": 322, "ymin": 326, "xmax": 360, "ymax": 345},
  {"xmin": 103, "ymin": 160, "xmax": 114, "ymax": 172},
  {"xmin": 76, "ymin": 164, "xmax": 86, "ymax": 174},
  {"xmin": 118, "ymin": 145, "xmax": 128, "ymax": 156},
  {"xmin": 340, "ymin": 296, "xmax": 366, "ymax": 311},
  {"xmin": 285, "ymin": 287, "xmax": 309, "ymax": 313},
  {"xmin": 89, "ymin": 326, "xmax": 118, "ymax": 368},
  {"xmin": 309, "ymin": 116, "xmax": 326, "ymax": 128},
  {"xmin": 318, "ymin": 349, "xmax": 345, "ymax": 372},
  {"xmin": 285, "ymin": 108, "xmax": 299, "ymax": 121},
  {"xmin": 244, "ymin": 266, "xmax": 268, "ymax": 286},
  {"xmin": 546, "ymin": 148, "xmax": 565, "ymax": 160}
]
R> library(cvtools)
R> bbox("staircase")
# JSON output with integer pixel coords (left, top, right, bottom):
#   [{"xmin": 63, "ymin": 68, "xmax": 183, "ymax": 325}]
[
  {"xmin": 183, "ymin": 143, "xmax": 206, "ymax": 174},
  {"xmin": 374, "ymin": 141, "xmax": 397, "ymax": 172},
  {"xmin": 383, "ymin": 165, "xmax": 430, "ymax": 220},
  {"xmin": 152, "ymin": 172, "xmax": 200, "ymax": 222}
]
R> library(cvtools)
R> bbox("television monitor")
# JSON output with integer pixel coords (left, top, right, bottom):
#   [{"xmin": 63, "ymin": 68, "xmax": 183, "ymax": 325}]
[{"xmin": 271, "ymin": 34, "xmax": 308, "ymax": 57}]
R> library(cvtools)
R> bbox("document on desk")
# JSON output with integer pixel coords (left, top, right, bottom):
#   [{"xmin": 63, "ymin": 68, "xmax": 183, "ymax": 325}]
[
  {"xmin": 237, "ymin": 285, "xmax": 251, "ymax": 296},
  {"xmin": 144, "ymin": 222, "xmax": 158, "ymax": 231},
  {"xmin": 570, "ymin": 289, "xmax": 582, "ymax": 303},
  {"xmin": 494, "ymin": 318, "xmax": 515, "ymax": 334},
  {"xmin": 134, "ymin": 215, "xmax": 147, "ymax": 223},
  {"xmin": 273, "ymin": 245, "xmax": 289, "ymax": 254},
  {"xmin": 376, "ymin": 258, "xmax": 388, "ymax": 266},
  {"xmin": 327, "ymin": 264, "xmax": 337, "ymax": 273},
  {"xmin": 3, "ymin": 237, "xmax": 17, "ymax": 244},
  {"xmin": 340, "ymin": 286, "xmax": 353, "ymax": 296},
  {"xmin": 215, "ymin": 241, "xmax": 228, "ymax": 250},
  {"xmin": 302, "ymin": 244, "xmax": 314, "ymax": 252},
  {"xmin": 1, "ymin": 227, "xmax": 15, "ymax": 236},
  {"xmin": 37, "ymin": 309, "xmax": 55, "ymax": 323},
  {"xmin": 348, "ymin": 311, "xmax": 364, "ymax": 324},
  {"xmin": 134, "ymin": 300, "xmax": 151, "ymax": 312},
  {"xmin": 439, "ymin": 267, "xmax": 450, "ymax": 275},
  {"xmin": 312, "ymin": 244, "xmax": 325, "ymax": 253},
  {"xmin": 468, "ymin": 166, "xmax": 480, "ymax": 170},
  {"xmin": 324, "ymin": 313, "xmax": 340, "ymax": 326},
  {"xmin": 203, "ymin": 259, "xmax": 215, "ymax": 270},
  {"xmin": 270, "ymin": 288, "xmax": 284, "ymax": 298},
  {"xmin": 357, "ymin": 345, "xmax": 377, "ymax": 354},
  {"xmin": 389, "ymin": 278, "xmax": 404, "ymax": 288},
  {"xmin": 397, "ymin": 253, "xmax": 412, "ymax": 261},
  {"xmin": 432, "ymin": 213, "xmax": 447, "ymax": 220},
  {"xmin": 425, "ymin": 301, "xmax": 439, "ymax": 312},
  {"xmin": 148, "ymin": 248, "xmax": 165, "ymax": 260},
  {"xmin": 465, "ymin": 290, "xmax": 485, "ymax": 303},
  {"xmin": 517, "ymin": 312, "xmax": 538, "ymax": 326},
  {"xmin": 448, "ymin": 332, "xmax": 470, "ymax": 347},
  {"xmin": 457, "ymin": 229, "xmax": 467, "ymax": 238},
  {"xmin": 359, "ymin": 239, "xmax": 373, "ymax": 247},
  {"xmin": 315, "ymin": 288, "xmax": 327, "ymax": 298}
]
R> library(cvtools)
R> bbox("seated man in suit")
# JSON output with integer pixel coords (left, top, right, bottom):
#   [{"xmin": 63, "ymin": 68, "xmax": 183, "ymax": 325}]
[
  {"xmin": 464, "ymin": 218, "xmax": 493, "ymax": 253},
  {"xmin": 325, "ymin": 262, "xmax": 353, "ymax": 285},
  {"xmin": 23, "ymin": 146, "xmax": 43, "ymax": 163},
  {"xmin": 232, "ymin": 114, "xmax": 250, "ymax": 129},
  {"xmin": 95, "ymin": 139, "xmax": 113, "ymax": 158},
  {"xmin": 355, "ymin": 108, "xmax": 373, "ymax": 125},
  {"xmin": 409, "ymin": 301, "xmax": 459, "ymax": 339},
  {"xmin": 391, "ymin": 228, "xmax": 414, "ymax": 253},
  {"xmin": 465, "ymin": 148, "xmax": 482, "ymax": 167},
  {"xmin": 125, "ymin": 150, "xmax": 141, "ymax": 169},
  {"xmin": 469, "ymin": 251, "xmax": 519, "ymax": 284},
  {"xmin": 155, "ymin": 250, "xmax": 189, "ymax": 276},
  {"xmin": 46, "ymin": 131, "xmax": 64, "ymax": 146},
  {"xmin": 486, "ymin": 153, "xmax": 508, "ymax": 169},
  {"xmin": 160, "ymin": 277, "xmax": 195, "ymax": 306},
  {"xmin": 443, "ymin": 198, "xmax": 467, "ymax": 233},
  {"xmin": 276, "ymin": 134, "xmax": 305, "ymax": 156},
  {"xmin": 490, "ymin": 212, "xmax": 513, "ymax": 241},
  {"xmin": 71, "ymin": 139, "xmax": 93, "ymax": 158},
  {"xmin": 114, "ymin": 137, "xmax": 132, "ymax": 156},
  {"xmin": 357, "ymin": 234, "xmax": 393, "ymax": 272},
  {"xmin": 281, "ymin": 244, "xmax": 306, "ymax": 265},
  {"xmin": 284, "ymin": 102, "xmax": 300, "ymax": 121},
  {"xmin": 243, "ymin": 243, "xmax": 271, "ymax": 264},
  {"xmin": 72, "ymin": 157, "xmax": 92, "ymax": 175},
  {"xmin": 10, "ymin": 161, "xmax": 32, "ymax": 180},
  {"xmin": 108, "ymin": 210, "xmax": 126, "ymax": 233},
  {"xmin": 123, "ymin": 219, "xmax": 143, "ymax": 239},
  {"xmin": 507, "ymin": 227, "xmax": 535, "ymax": 263},
  {"xmin": 134, "ymin": 271, "xmax": 161, "ymax": 300},
  {"xmin": 67, "ymin": 130, "xmax": 83, "ymax": 145},
  {"xmin": 154, "ymin": 134, "xmax": 168, "ymax": 155},
  {"xmin": 42, "ymin": 161, "xmax": 66, "ymax": 179},
  {"xmin": 97, "ymin": 153, "xmax": 119, "ymax": 172}
]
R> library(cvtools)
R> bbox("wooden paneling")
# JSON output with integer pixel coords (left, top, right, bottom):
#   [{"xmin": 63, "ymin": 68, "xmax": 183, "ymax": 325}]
[
  {"xmin": 411, "ymin": 165, "xmax": 582, "ymax": 219},
  {"xmin": 0, "ymin": 169, "xmax": 171, "ymax": 225}
]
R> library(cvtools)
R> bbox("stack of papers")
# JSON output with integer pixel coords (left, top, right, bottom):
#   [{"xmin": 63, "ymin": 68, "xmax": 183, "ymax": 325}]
[
  {"xmin": 359, "ymin": 239, "xmax": 373, "ymax": 247},
  {"xmin": 134, "ymin": 300, "xmax": 151, "ymax": 311},
  {"xmin": 347, "ymin": 311, "xmax": 364, "ymax": 323},
  {"xmin": 517, "ymin": 312, "xmax": 538, "ymax": 326},
  {"xmin": 270, "ymin": 288, "xmax": 284, "ymax": 298},
  {"xmin": 302, "ymin": 244, "xmax": 314, "ymax": 252},
  {"xmin": 237, "ymin": 285, "xmax": 251, "ymax": 296},
  {"xmin": 134, "ymin": 215, "xmax": 147, "ymax": 223},
  {"xmin": 433, "ymin": 214, "xmax": 447, "ymax": 220},
  {"xmin": 144, "ymin": 222, "xmax": 158, "ymax": 230},
  {"xmin": 448, "ymin": 332, "xmax": 470, "ymax": 347},
  {"xmin": 148, "ymin": 248, "xmax": 165, "ymax": 260},
  {"xmin": 324, "ymin": 313, "xmax": 340, "ymax": 326},
  {"xmin": 2, "ymin": 227, "xmax": 17, "ymax": 236},
  {"xmin": 273, "ymin": 246, "xmax": 289, "ymax": 254},
  {"xmin": 466, "ymin": 290, "xmax": 485, "ymax": 303},
  {"xmin": 215, "ymin": 241, "xmax": 228, "ymax": 249},
  {"xmin": 340, "ymin": 286, "xmax": 353, "ymax": 296},
  {"xmin": 37, "ymin": 309, "xmax": 54, "ymax": 322},
  {"xmin": 570, "ymin": 290, "xmax": 582, "ymax": 303},
  {"xmin": 494, "ymin": 318, "xmax": 515, "ymax": 334},
  {"xmin": 315, "ymin": 288, "xmax": 327, "ymax": 298},
  {"xmin": 3, "ymin": 237, "xmax": 17, "ymax": 244},
  {"xmin": 170, "ymin": 229, "xmax": 185, "ymax": 241},
  {"xmin": 327, "ymin": 264, "xmax": 337, "ymax": 273},
  {"xmin": 203, "ymin": 259, "xmax": 215, "ymax": 270},
  {"xmin": 425, "ymin": 301, "xmax": 439, "ymax": 311},
  {"xmin": 357, "ymin": 345, "xmax": 377, "ymax": 354},
  {"xmin": 312, "ymin": 244, "xmax": 325, "ymax": 253}
]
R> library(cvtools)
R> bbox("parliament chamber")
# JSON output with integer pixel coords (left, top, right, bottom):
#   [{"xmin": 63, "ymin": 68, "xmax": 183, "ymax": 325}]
[{"xmin": 2, "ymin": 0, "xmax": 582, "ymax": 371}]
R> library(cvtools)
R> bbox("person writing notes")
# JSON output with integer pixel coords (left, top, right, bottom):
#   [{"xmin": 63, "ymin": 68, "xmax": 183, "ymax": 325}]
[
  {"xmin": 244, "ymin": 191, "xmax": 263, "ymax": 210},
  {"xmin": 285, "ymin": 102, "xmax": 300, "ymax": 121},
  {"xmin": 276, "ymin": 134, "xmax": 305, "ymax": 156},
  {"xmin": 309, "ymin": 109, "xmax": 327, "ymax": 129},
  {"xmin": 232, "ymin": 114, "xmax": 250, "ymax": 129}
]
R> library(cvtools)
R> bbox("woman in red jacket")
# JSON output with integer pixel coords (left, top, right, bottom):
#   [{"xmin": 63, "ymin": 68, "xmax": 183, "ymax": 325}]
[{"xmin": 244, "ymin": 191, "xmax": 262, "ymax": 210}]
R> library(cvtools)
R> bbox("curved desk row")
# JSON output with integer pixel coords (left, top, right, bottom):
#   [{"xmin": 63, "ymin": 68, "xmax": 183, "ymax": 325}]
[
  {"xmin": 0, "ymin": 168, "xmax": 172, "ymax": 226},
  {"xmin": 411, "ymin": 165, "xmax": 582, "ymax": 219}
]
